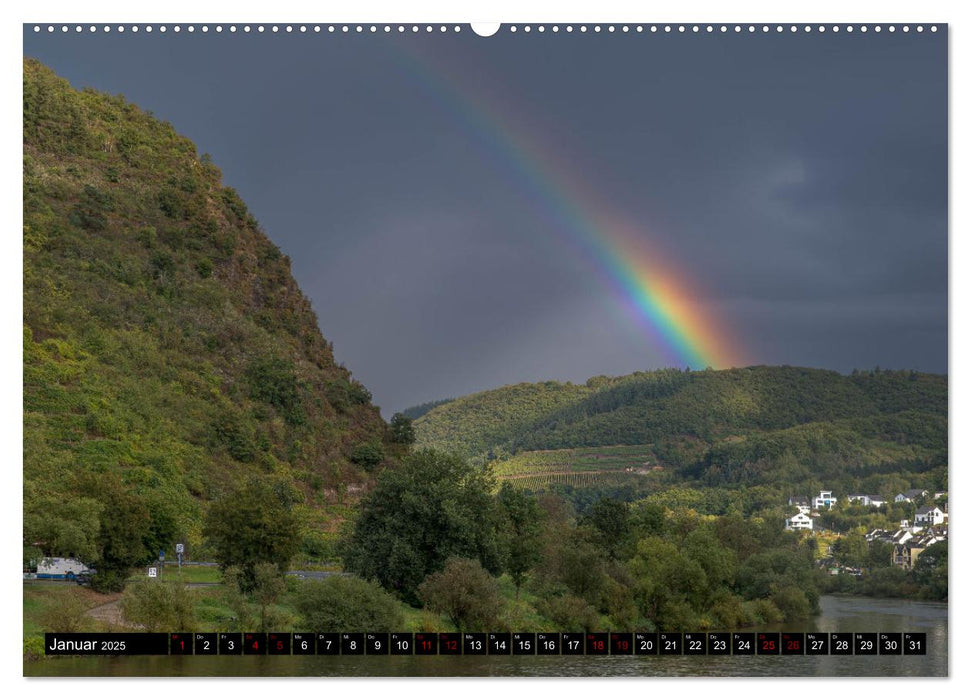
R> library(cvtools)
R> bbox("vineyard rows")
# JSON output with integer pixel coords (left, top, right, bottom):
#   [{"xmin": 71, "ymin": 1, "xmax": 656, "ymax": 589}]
[{"xmin": 502, "ymin": 471, "xmax": 644, "ymax": 490}]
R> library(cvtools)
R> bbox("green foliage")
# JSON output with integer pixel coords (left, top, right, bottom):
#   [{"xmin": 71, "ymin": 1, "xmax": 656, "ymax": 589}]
[
  {"xmin": 120, "ymin": 579, "xmax": 198, "ymax": 632},
  {"xmin": 22, "ymin": 58, "xmax": 388, "ymax": 575},
  {"xmin": 400, "ymin": 398, "xmax": 455, "ymax": 420},
  {"xmin": 341, "ymin": 450, "xmax": 506, "ymax": 604},
  {"xmin": 580, "ymin": 498, "xmax": 632, "ymax": 560},
  {"xmin": 832, "ymin": 533, "xmax": 869, "ymax": 568},
  {"xmin": 69, "ymin": 184, "xmax": 113, "ymax": 231},
  {"xmin": 251, "ymin": 563, "xmax": 288, "ymax": 632},
  {"xmin": 203, "ymin": 479, "xmax": 300, "ymax": 589},
  {"xmin": 245, "ymin": 356, "xmax": 305, "ymax": 425},
  {"xmin": 415, "ymin": 367, "xmax": 946, "ymax": 492},
  {"xmin": 78, "ymin": 473, "xmax": 169, "ymax": 592},
  {"xmin": 539, "ymin": 529, "xmax": 607, "ymax": 607},
  {"xmin": 535, "ymin": 594, "xmax": 600, "ymax": 632},
  {"xmin": 349, "ymin": 440, "xmax": 385, "ymax": 471},
  {"xmin": 293, "ymin": 575, "xmax": 405, "ymax": 631},
  {"xmin": 497, "ymin": 483, "xmax": 543, "ymax": 595},
  {"xmin": 219, "ymin": 566, "xmax": 254, "ymax": 630},
  {"xmin": 38, "ymin": 590, "xmax": 91, "ymax": 633},
  {"xmin": 418, "ymin": 557, "xmax": 504, "ymax": 631},
  {"xmin": 23, "ymin": 488, "xmax": 102, "ymax": 563},
  {"xmin": 389, "ymin": 412, "xmax": 416, "ymax": 445},
  {"xmin": 913, "ymin": 541, "xmax": 947, "ymax": 600}
]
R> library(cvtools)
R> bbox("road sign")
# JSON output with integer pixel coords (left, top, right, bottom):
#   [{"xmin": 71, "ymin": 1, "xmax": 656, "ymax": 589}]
[
  {"xmin": 176, "ymin": 543, "xmax": 185, "ymax": 554},
  {"xmin": 148, "ymin": 567, "xmax": 158, "ymax": 578}
]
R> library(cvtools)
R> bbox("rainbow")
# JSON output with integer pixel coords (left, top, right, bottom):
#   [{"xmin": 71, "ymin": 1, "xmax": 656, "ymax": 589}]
[{"xmin": 386, "ymin": 37, "xmax": 745, "ymax": 370}]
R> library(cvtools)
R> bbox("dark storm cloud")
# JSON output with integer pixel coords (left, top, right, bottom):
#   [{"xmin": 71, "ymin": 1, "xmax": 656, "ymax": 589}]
[{"xmin": 23, "ymin": 27, "xmax": 947, "ymax": 413}]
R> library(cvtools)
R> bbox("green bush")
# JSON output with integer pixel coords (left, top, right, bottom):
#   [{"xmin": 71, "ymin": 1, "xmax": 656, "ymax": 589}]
[
  {"xmin": 349, "ymin": 441, "xmax": 384, "ymax": 471},
  {"xmin": 39, "ymin": 590, "xmax": 91, "ymax": 633},
  {"xmin": 120, "ymin": 579, "xmax": 197, "ymax": 632},
  {"xmin": 24, "ymin": 636, "xmax": 45, "ymax": 661},
  {"xmin": 771, "ymin": 586, "xmax": 811, "ymax": 621},
  {"xmin": 417, "ymin": 557, "xmax": 503, "ymax": 632},
  {"xmin": 293, "ymin": 576, "xmax": 404, "ymax": 631},
  {"xmin": 535, "ymin": 594, "xmax": 600, "ymax": 632}
]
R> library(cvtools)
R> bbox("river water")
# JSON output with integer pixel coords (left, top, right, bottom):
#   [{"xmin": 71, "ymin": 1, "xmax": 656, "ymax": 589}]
[{"xmin": 24, "ymin": 595, "xmax": 947, "ymax": 677}]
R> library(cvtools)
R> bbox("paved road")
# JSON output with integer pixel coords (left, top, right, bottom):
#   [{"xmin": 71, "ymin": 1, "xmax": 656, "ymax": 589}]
[{"xmin": 25, "ymin": 564, "xmax": 347, "ymax": 586}]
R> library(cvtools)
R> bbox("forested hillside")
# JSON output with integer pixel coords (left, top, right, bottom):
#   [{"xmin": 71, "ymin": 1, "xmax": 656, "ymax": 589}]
[
  {"xmin": 415, "ymin": 366, "xmax": 947, "ymax": 491},
  {"xmin": 23, "ymin": 59, "xmax": 389, "ymax": 574}
]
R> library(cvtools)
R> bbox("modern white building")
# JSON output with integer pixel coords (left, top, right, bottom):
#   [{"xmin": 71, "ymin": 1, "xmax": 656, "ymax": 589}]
[{"xmin": 814, "ymin": 490, "xmax": 837, "ymax": 510}]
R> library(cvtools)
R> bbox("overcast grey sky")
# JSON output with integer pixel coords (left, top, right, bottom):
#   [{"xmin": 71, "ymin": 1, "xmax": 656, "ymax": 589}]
[{"xmin": 24, "ymin": 26, "xmax": 947, "ymax": 415}]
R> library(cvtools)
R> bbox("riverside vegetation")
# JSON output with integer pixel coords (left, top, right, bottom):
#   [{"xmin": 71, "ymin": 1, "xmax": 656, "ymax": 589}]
[{"xmin": 23, "ymin": 60, "xmax": 946, "ymax": 659}]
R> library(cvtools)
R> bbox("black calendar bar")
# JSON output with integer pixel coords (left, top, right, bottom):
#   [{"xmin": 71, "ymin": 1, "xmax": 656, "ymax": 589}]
[
  {"xmin": 42, "ymin": 632, "xmax": 929, "ymax": 655},
  {"xmin": 44, "ymin": 633, "xmax": 169, "ymax": 655}
]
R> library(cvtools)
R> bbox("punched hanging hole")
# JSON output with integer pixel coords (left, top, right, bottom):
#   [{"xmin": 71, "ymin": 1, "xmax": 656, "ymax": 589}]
[{"xmin": 471, "ymin": 23, "xmax": 501, "ymax": 37}]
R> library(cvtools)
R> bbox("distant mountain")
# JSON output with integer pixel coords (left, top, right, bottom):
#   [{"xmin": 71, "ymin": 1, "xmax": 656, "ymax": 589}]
[
  {"xmin": 414, "ymin": 366, "xmax": 947, "ymax": 488},
  {"xmin": 23, "ymin": 59, "xmax": 388, "ymax": 553},
  {"xmin": 399, "ymin": 398, "xmax": 455, "ymax": 421}
]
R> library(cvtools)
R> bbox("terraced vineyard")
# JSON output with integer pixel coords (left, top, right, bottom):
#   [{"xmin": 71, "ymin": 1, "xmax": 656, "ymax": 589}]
[
  {"xmin": 493, "ymin": 444, "xmax": 659, "ymax": 476},
  {"xmin": 493, "ymin": 444, "xmax": 663, "ymax": 491},
  {"xmin": 505, "ymin": 471, "xmax": 648, "ymax": 491}
]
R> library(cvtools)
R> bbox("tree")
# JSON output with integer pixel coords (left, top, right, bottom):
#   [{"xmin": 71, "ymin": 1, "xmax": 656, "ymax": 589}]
[
  {"xmin": 389, "ymin": 413, "xmax": 416, "ymax": 445},
  {"xmin": 497, "ymin": 483, "xmax": 543, "ymax": 597},
  {"xmin": 23, "ymin": 490, "xmax": 102, "ymax": 564},
  {"xmin": 418, "ymin": 557, "xmax": 503, "ymax": 631},
  {"xmin": 832, "ymin": 533, "xmax": 868, "ymax": 568},
  {"xmin": 252, "ymin": 563, "xmax": 287, "ymax": 632},
  {"xmin": 536, "ymin": 594, "xmax": 600, "ymax": 632},
  {"xmin": 580, "ymin": 498, "xmax": 631, "ymax": 559},
  {"xmin": 221, "ymin": 566, "xmax": 254, "ymax": 630},
  {"xmin": 544, "ymin": 529, "xmax": 607, "ymax": 607},
  {"xmin": 341, "ymin": 450, "xmax": 506, "ymax": 604},
  {"xmin": 204, "ymin": 478, "xmax": 301, "ymax": 590},
  {"xmin": 913, "ymin": 541, "xmax": 947, "ymax": 600},
  {"xmin": 120, "ymin": 579, "xmax": 197, "ymax": 632},
  {"xmin": 293, "ymin": 575, "xmax": 405, "ymax": 631},
  {"xmin": 81, "ymin": 474, "xmax": 156, "ymax": 592}
]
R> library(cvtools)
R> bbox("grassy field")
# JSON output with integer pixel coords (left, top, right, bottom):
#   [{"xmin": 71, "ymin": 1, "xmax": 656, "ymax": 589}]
[{"xmin": 125, "ymin": 565, "xmax": 222, "ymax": 585}]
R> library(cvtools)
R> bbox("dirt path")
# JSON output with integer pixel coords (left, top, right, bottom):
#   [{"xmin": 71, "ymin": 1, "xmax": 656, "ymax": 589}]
[{"xmin": 86, "ymin": 598, "xmax": 135, "ymax": 629}]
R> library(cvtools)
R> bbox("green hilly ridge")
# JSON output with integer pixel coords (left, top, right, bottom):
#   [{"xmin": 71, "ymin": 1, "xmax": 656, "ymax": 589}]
[
  {"xmin": 415, "ymin": 366, "xmax": 947, "ymax": 494},
  {"xmin": 23, "ymin": 59, "xmax": 389, "ymax": 559}
]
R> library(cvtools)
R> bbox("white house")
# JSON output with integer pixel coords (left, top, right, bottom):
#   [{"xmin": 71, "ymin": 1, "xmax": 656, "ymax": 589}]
[
  {"xmin": 813, "ymin": 490, "xmax": 837, "ymax": 510},
  {"xmin": 788, "ymin": 496, "xmax": 812, "ymax": 515},
  {"xmin": 914, "ymin": 506, "xmax": 946, "ymax": 526},
  {"xmin": 895, "ymin": 489, "xmax": 927, "ymax": 503},
  {"xmin": 785, "ymin": 512, "xmax": 813, "ymax": 531},
  {"xmin": 849, "ymin": 494, "xmax": 887, "ymax": 508}
]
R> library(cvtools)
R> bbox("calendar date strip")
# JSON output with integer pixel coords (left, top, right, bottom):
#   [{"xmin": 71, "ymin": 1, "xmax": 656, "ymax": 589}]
[{"xmin": 45, "ymin": 631, "xmax": 927, "ymax": 656}]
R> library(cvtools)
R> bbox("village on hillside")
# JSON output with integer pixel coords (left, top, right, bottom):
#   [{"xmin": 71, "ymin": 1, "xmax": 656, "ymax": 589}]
[{"xmin": 784, "ymin": 489, "xmax": 948, "ymax": 574}]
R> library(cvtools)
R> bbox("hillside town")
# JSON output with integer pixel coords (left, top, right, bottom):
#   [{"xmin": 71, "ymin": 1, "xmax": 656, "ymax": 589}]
[{"xmin": 785, "ymin": 488, "xmax": 948, "ymax": 571}]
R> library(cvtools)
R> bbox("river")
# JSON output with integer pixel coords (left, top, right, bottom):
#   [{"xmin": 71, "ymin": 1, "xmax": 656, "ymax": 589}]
[{"xmin": 24, "ymin": 595, "xmax": 947, "ymax": 677}]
